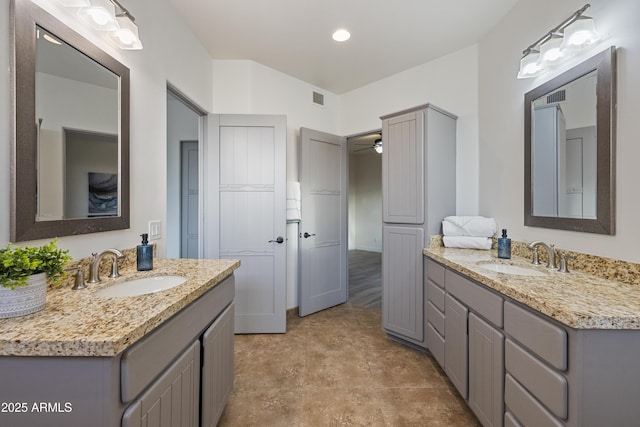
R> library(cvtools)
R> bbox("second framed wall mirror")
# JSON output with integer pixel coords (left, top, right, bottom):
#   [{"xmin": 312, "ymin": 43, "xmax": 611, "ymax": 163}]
[{"xmin": 524, "ymin": 46, "xmax": 616, "ymax": 235}]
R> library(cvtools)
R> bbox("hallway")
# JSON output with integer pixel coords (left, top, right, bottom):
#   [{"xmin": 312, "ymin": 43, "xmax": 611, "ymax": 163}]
[
  {"xmin": 349, "ymin": 249, "xmax": 382, "ymax": 310},
  {"xmin": 219, "ymin": 304, "xmax": 480, "ymax": 426}
]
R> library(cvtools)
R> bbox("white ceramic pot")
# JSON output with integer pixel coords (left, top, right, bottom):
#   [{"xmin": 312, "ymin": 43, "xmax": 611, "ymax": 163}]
[{"xmin": 0, "ymin": 272, "xmax": 47, "ymax": 318}]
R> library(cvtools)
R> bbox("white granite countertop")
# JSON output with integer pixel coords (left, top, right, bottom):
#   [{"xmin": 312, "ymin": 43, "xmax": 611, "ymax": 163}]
[
  {"xmin": 424, "ymin": 247, "xmax": 640, "ymax": 330},
  {"xmin": 0, "ymin": 258, "xmax": 240, "ymax": 357}
]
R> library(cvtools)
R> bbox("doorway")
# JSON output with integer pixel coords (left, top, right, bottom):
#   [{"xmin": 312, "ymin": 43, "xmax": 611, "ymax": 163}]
[
  {"xmin": 347, "ymin": 131, "xmax": 383, "ymax": 310},
  {"xmin": 166, "ymin": 86, "xmax": 207, "ymax": 258}
]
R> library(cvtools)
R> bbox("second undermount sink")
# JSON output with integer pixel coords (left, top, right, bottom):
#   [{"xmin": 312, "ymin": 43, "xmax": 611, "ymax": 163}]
[
  {"xmin": 477, "ymin": 262, "xmax": 546, "ymax": 277},
  {"xmin": 96, "ymin": 276, "xmax": 188, "ymax": 297}
]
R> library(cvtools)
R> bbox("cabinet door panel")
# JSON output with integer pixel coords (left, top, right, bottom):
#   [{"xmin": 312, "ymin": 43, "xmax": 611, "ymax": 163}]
[
  {"xmin": 383, "ymin": 226, "xmax": 424, "ymax": 342},
  {"xmin": 445, "ymin": 294, "xmax": 468, "ymax": 399},
  {"xmin": 122, "ymin": 341, "xmax": 200, "ymax": 427},
  {"xmin": 469, "ymin": 313, "xmax": 504, "ymax": 427},
  {"xmin": 382, "ymin": 111, "xmax": 424, "ymax": 224},
  {"xmin": 201, "ymin": 302, "xmax": 235, "ymax": 427}
]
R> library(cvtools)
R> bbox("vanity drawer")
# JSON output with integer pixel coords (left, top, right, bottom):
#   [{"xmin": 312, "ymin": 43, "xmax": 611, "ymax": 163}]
[
  {"xmin": 506, "ymin": 339, "xmax": 567, "ymax": 419},
  {"xmin": 426, "ymin": 279, "xmax": 445, "ymax": 312},
  {"xmin": 427, "ymin": 301, "xmax": 445, "ymax": 336},
  {"xmin": 445, "ymin": 270, "xmax": 503, "ymax": 327},
  {"xmin": 504, "ymin": 301, "xmax": 567, "ymax": 371},
  {"xmin": 426, "ymin": 258, "xmax": 445, "ymax": 288},
  {"xmin": 426, "ymin": 322, "xmax": 445, "ymax": 369},
  {"xmin": 505, "ymin": 374, "xmax": 563, "ymax": 427}
]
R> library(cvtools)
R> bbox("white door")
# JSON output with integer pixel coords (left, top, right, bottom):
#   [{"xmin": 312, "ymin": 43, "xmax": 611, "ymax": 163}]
[
  {"xmin": 180, "ymin": 141, "xmax": 199, "ymax": 258},
  {"xmin": 204, "ymin": 114, "xmax": 287, "ymax": 333},
  {"xmin": 299, "ymin": 128, "xmax": 348, "ymax": 316}
]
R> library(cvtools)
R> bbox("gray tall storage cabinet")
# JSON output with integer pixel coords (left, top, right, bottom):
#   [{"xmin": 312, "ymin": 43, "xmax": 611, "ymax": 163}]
[{"xmin": 381, "ymin": 104, "xmax": 456, "ymax": 348}]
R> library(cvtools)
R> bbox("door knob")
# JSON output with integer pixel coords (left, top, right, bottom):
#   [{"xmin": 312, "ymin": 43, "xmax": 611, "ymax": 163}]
[
  {"xmin": 303, "ymin": 232, "xmax": 316, "ymax": 238},
  {"xmin": 268, "ymin": 236, "xmax": 284, "ymax": 244}
]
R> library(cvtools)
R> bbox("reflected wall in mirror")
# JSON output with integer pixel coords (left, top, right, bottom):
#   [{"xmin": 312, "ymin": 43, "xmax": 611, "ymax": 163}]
[
  {"xmin": 525, "ymin": 46, "xmax": 616, "ymax": 235},
  {"xmin": 11, "ymin": 0, "xmax": 130, "ymax": 242}
]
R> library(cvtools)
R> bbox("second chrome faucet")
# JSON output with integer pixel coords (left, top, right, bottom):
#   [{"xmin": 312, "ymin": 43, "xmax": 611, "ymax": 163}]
[{"xmin": 528, "ymin": 241, "xmax": 556, "ymax": 268}]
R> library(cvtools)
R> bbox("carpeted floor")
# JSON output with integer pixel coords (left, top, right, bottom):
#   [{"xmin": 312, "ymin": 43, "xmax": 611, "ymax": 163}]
[{"xmin": 218, "ymin": 303, "xmax": 480, "ymax": 426}]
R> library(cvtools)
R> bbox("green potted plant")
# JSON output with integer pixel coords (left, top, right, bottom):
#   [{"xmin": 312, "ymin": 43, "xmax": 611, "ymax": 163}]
[{"xmin": 0, "ymin": 240, "xmax": 72, "ymax": 318}]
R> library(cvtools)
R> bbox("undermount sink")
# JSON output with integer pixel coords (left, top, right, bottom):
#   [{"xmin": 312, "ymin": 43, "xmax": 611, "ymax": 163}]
[
  {"xmin": 477, "ymin": 262, "xmax": 546, "ymax": 277},
  {"xmin": 96, "ymin": 276, "xmax": 188, "ymax": 297}
]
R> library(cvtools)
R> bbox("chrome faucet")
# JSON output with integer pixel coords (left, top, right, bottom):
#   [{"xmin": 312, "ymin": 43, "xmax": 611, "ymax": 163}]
[
  {"xmin": 88, "ymin": 249, "xmax": 125, "ymax": 284},
  {"xmin": 528, "ymin": 241, "xmax": 556, "ymax": 269}
]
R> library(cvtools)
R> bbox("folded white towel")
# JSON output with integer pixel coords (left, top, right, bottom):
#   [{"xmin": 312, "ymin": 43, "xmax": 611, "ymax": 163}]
[
  {"xmin": 443, "ymin": 236, "xmax": 492, "ymax": 250},
  {"xmin": 442, "ymin": 216, "xmax": 497, "ymax": 238},
  {"xmin": 286, "ymin": 181, "xmax": 302, "ymax": 221}
]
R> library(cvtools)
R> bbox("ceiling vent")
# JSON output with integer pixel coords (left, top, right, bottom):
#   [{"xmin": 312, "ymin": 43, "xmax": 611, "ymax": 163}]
[
  {"xmin": 312, "ymin": 90, "xmax": 325, "ymax": 106},
  {"xmin": 546, "ymin": 89, "xmax": 566, "ymax": 104}
]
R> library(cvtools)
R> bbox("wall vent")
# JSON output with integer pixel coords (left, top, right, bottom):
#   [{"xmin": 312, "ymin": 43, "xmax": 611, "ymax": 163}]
[
  {"xmin": 546, "ymin": 89, "xmax": 566, "ymax": 104},
  {"xmin": 312, "ymin": 90, "xmax": 325, "ymax": 106}
]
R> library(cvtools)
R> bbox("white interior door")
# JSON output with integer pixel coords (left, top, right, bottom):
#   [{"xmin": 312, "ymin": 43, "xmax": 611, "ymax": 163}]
[
  {"xmin": 299, "ymin": 127, "xmax": 348, "ymax": 317},
  {"xmin": 204, "ymin": 114, "xmax": 287, "ymax": 333}
]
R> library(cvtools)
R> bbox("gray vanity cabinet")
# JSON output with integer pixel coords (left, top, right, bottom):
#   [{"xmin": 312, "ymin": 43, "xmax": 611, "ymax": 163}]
[
  {"xmin": 381, "ymin": 104, "xmax": 457, "ymax": 348},
  {"xmin": 201, "ymin": 302, "xmax": 235, "ymax": 427},
  {"xmin": 0, "ymin": 275, "xmax": 235, "ymax": 427},
  {"xmin": 122, "ymin": 341, "xmax": 201, "ymax": 427},
  {"xmin": 426, "ymin": 256, "xmax": 640, "ymax": 427}
]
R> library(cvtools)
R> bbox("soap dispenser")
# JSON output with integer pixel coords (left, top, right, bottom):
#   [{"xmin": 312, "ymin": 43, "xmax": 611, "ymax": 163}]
[
  {"xmin": 137, "ymin": 233, "xmax": 153, "ymax": 271},
  {"xmin": 497, "ymin": 229, "xmax": 511, "ymax": 259}
]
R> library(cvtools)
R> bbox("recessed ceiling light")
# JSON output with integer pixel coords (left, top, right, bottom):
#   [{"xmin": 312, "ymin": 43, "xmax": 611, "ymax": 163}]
[{"xmin": 332, "ymin": 29, "xmax": 351, "ymax": 42}]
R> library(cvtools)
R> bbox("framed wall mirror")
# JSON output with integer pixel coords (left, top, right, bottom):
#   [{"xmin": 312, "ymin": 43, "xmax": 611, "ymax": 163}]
[
  {"xmin": 524, "ymin": 46, "xmax": 616, "ymax": 234},
  {"xmin": 11, "ymin": 0, "xmax": 130, "ymax": 242}
]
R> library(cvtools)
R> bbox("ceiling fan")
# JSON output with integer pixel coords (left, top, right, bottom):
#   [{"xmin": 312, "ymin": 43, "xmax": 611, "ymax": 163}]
[{"xmin": 350, "ymin": 133, "xmax": 383, "ymax": 154}]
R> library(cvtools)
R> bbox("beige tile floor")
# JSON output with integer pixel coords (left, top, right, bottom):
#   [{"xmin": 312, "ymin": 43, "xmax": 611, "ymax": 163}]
[{"xmin": 218, "ymin": 303, "xmax": 481, "ymax": 426}]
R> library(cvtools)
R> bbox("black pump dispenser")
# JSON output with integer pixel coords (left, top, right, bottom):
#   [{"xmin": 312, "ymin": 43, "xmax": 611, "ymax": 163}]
[
  {"xmin": 498, "ymin": 228, "xmax": 511, "ymax": 259},
  {"xmin": 137, "ymin": 233, "xmax": 153, "ymax": 271}
]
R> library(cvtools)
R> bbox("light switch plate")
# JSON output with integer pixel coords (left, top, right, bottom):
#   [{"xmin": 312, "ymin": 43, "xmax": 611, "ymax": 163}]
[{"xmin": 148, "ymin": 220, "xmax": 161, "ymax": 240}]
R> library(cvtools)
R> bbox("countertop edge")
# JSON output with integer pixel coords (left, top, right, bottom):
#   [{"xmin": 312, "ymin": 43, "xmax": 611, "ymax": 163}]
[{"xmin": 424, "ymin": 248, "xmax": 640, "ymax": 330}]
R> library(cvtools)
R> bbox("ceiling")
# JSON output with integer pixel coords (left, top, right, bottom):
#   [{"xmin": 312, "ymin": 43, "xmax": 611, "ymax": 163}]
[{"xmin": 169, "ymin": 0, "xmax": 519, "ymax": 94}]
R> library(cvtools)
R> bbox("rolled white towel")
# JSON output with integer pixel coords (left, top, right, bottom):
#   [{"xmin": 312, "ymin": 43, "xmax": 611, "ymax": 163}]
[
  {"xmin": 443, "ymin": 236, "xmax": 492, "ymax": 250},
  {"xmin": 442, "ymin": 216, "xmax": 497, "ymax": 238}
]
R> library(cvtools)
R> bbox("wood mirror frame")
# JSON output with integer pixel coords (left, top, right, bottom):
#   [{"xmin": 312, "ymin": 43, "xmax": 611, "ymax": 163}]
[
  {"xmin": 524, "ymin": 46, "xmax": 616, "ymax": 234},
  {"xmin": 11, "ymin": 0, "xmax": 130, "ymax": 242}
]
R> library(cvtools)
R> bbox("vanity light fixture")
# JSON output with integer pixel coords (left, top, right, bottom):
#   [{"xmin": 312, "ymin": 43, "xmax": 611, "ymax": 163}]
[
  {"xmin": 56, "ymin": 0, "xmax": 143, "ymax": 50},
  {"xmin": 517, "ymin": 3, "xmax": 599, "ymax": 79}
]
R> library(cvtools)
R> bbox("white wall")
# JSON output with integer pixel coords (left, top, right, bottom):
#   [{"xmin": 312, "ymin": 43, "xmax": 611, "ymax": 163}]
[
  {"xmin": 348, "ymin": 151, "xmax": 382, "ymax": 252},
  {"xmin": 340, "ymin": 45, "xmax": 480, "ymax": 216},
  {"xmin": 478, "ymin": 0, "xmax": 640, "ymax": 263},
  {"xmin": 0, "ymin": 0, "xmax": 213, "ymax": 260}
]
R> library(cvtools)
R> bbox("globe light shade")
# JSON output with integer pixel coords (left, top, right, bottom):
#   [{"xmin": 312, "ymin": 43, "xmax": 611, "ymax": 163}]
[
  {"xmin": 539, "ymin": 33, "xmax": 565, "ymax": 66},
  {"xmin": 560, "ymin": 15, "xmax": 600, "ymax": 52},
  {"xmin": 517, "ymin": 49, "xmax": 543, "ymax": 79},
  {"xmin": 78, "ymin": 0, "xmax": 119, "ymax": 31},
  {"xmin": 109, "ymin": 15, "xmax": 143, "ymax": 49}
]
